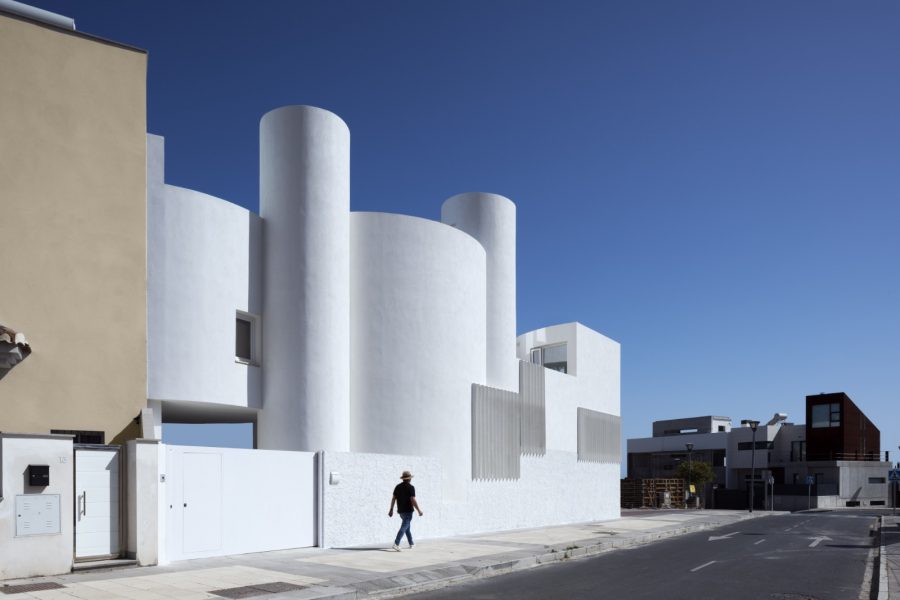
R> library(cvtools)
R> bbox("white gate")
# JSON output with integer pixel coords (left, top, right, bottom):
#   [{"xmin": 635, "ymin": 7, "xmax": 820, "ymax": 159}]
[
  {"xmin": 182, "ymin": 451, "xmax": 223, "ymax": 554},
  {"xmin": 74, "ymin": 446, "xmax": 122, "ymax": 560},
  {"xmin": 165, "ymin": 446, "xmax": 315, "ymax": 561}
]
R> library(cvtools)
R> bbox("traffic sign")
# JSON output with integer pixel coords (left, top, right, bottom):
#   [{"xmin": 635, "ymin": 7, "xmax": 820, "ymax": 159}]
[
  {"xmin": 889, "ymin": 470, "xmax": 900, "ymax": 482},
  {"xmin": 805, "ymin": 475, "xmax": 815, "ymax": 485}
]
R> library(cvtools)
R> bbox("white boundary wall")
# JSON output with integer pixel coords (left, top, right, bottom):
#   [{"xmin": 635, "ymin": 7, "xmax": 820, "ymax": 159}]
[
  {"xmin": 0, "ymin": 434, "xmax": 74, "ymax": 580},
  {"xmin": 126, "ymin": 439, "xmax": 159, "ymax": 566},
  {"xmin": 322, "ymin": 450, "xmax": 619, "ymax": 548}
]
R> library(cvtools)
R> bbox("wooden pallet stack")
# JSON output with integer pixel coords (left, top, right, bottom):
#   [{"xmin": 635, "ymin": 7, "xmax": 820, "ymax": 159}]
[{"xmin": 621, "ymin": 478, "xmax": 686, "ymax": 509}]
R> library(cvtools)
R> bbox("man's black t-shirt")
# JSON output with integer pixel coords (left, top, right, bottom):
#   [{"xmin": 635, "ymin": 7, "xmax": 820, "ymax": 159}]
[{"xmin": 393, "ymin": 481, "xmax": 416, "ymax": 513}]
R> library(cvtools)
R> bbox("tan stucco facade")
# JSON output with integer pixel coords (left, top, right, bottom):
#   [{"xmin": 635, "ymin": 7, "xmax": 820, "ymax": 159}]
[{"xmin": 0, "ymin": 14, "xmax": 147, "ymax": 443}]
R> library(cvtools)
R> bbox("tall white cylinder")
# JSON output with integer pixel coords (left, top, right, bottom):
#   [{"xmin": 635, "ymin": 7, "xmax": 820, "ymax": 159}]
[
  {"xmin": 441, "ymin": 192, "xmax": 518, "ymax": 391},
  {"xmin": 258, "ymin": 105, "xmax": 350, "ymax": 451}
]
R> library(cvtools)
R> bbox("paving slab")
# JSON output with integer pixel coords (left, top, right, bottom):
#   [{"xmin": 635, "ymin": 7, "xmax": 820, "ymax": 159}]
[{"xmin": 882, "ymin": 515, "xmax": 900, "ymax": 600}]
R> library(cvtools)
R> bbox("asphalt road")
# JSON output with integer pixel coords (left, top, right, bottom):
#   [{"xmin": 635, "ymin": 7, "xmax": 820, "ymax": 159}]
[{"xmin": 406, "ymin": 511, "xmax": 880, "ymax": 600}]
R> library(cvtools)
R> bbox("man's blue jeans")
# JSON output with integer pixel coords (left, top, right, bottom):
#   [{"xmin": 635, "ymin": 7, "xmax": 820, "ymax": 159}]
[{"xmin": 394, "ymin": 511, "xmax": 414, "ymax": 546}]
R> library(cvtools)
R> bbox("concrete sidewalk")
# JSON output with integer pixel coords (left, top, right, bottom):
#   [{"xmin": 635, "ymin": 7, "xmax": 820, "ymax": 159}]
[
  {"xmin": 1, "ymin": 510, "xmax": 783, "ymax": 600},
  {"xmin": 881, "ymin": 515, "xmax": 900, "ymax": 600}
]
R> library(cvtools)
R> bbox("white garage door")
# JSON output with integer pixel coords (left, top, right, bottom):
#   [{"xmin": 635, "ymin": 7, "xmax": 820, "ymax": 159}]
[
  {"xmin": 165, "ymin": 445, "xmax": 315, "ymax": 561},
  {"xmin": 74, "ymin": 446, "xmax": 121, "ymax": 560}
]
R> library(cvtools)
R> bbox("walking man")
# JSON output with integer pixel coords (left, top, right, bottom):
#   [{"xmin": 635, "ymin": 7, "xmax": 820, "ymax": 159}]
[{"xmin": 388, "ymin": 470, "xmax": 423, "ymax": 550}]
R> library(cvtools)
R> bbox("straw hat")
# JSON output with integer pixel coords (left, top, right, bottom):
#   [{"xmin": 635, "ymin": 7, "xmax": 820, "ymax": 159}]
[{"xmin": 400, "ymin": 470, "xmax": 413, "ymax": 480}]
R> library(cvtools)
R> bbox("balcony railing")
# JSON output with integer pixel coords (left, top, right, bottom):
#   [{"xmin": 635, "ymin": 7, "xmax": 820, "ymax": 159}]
[{"xmin": 805, "ymin": 450, "xmax": 888, "ymax": 462}]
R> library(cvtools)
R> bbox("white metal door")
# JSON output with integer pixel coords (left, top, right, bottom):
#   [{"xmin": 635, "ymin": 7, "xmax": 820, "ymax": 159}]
[
  {"xmin": 74, "ymin": 447, "xmax": 121, "ymax": 560},
  {"xmin": 182, "ymin": 452, "xmax": 222, "ymax": 554}
]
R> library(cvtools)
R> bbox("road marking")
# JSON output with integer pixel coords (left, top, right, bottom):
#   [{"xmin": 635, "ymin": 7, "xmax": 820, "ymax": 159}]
[
  {"xmin": 708, "ymin": 531, "xmax": 739, "ymax": 541},
  {"xmin": 691, "ymin": 561, "xmax": 716, "ymax": 572},
  {"xmin": 808, "ymin": 536, "xmax": 832, "ymax": 548},
  {"xmin": 754, "ymin": 539, "xmax": 766, "ymax": 545}
]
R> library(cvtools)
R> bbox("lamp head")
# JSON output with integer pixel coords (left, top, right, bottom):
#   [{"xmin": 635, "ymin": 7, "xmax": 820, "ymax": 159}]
[
  {"xmin": 686, "ymin": 443, "xmax": 694, "ymax": 451},
  {"xmin": 741, "ymin": 419, "xmax": 760, "ymax": 432}
]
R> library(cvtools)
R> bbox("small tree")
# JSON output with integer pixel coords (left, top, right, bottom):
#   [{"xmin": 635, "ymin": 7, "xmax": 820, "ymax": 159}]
[{"xmin": 674, "ymin": 460, "xmax": 716, "ymax": 491}]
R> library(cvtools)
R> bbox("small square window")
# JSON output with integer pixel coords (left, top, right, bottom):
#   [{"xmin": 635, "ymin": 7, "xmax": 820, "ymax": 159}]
[
  {"xmin": 235, "ymin": 311, "xmax": 260, "ymax": 365},
  {"xmin": 530, "ymin": 343, "xmax": 567, "ymax": 374},
  {"xmin": 812, "ymin": 402, "xmax": 840, "ymax": 428}
]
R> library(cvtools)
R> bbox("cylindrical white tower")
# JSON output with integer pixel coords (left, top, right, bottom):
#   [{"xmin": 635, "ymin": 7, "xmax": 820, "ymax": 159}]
[
  {"xmin": 258, "ymin": 105, "xmax": 350, "ymax": 451},
  {"xmin": 441, "ymin": 192, "xmax": 518, "ymax": 391}
]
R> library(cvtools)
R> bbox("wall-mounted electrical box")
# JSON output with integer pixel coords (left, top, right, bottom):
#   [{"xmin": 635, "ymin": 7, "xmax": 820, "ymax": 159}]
[
  {"xmin": 16, "ymin": 494, "xmax": 61, "ymax": 536},
  {"xmin": 28, "ymin": 465, "xmax": 49, "ymax": 486}
]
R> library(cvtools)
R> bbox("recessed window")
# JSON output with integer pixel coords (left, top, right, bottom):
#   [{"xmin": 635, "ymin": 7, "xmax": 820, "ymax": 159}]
[
  {"xmin": 51, "ymin": 429, "xmax": 104, "ymax": 444},
  {"xmin": 869, "ymin": 477, "xmax": 886, "ymax": 484},
  {"xmin": 530, "ymin": 343, "xmax": 567, "ymax": 374},
  {"xmin": 738, "ymin": 441, "xmax": 772, "ymax": 451},
  {"xmin": 791, "ymin": 440, "xmax": 806, "ymax": 462},
  {"xmin": 235, "ymin": 311, "xmax": 260, "ymax": 365},
  {"xmin": 811, "ymin": 402, "xmax": 840, "ymax": 428}
]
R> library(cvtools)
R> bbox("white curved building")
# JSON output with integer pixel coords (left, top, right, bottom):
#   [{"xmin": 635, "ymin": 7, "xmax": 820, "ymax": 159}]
[
  {"xmin": 145, "ymin": 104, "xmax": 621, "ymax": 547},
  {"xmin": 1, "ymin": 6, "xmax": 619, "ymax": 572}
]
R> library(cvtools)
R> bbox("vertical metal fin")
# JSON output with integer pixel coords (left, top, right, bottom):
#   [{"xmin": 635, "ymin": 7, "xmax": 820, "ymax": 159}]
[
  {"xmin": 471, "ymin": 384, "xmax": 521, "ymax": 480},
  {"xmin": 519, "ymin": 361, "xmax": 546, "ymax": 456},
  {"xmin": 577, "ymin": 407, "xmax": 621, "ymax": 464}
]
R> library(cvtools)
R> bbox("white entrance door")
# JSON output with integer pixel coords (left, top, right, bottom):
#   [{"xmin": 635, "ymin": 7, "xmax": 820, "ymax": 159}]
[
  {"xmin": 182, "ymin": 452, "xmax": 222, "ymax": 554},
  {"xmin": 74, "ymin": 447, "xmax": 121, "ymax": 560}
]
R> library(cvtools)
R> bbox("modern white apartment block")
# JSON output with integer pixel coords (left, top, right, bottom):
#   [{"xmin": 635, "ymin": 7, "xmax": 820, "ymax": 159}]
[
  {"xmin": 0, "ymin": 3, "xmax": 621, "ymax": 579},
  {"xmin": 627, "ymin": 393, "xmax": 890, "ymax": 511}
]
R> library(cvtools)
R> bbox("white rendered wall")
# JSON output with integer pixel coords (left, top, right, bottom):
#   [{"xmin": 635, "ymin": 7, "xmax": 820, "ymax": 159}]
[
  {"xmin": 259, "ymin": 106, "xmax": 350, "ymax": 452},
  {"xmin": 518, "ymin": 323, "xmax": 620, "ymax": 452},
  {"xmin": 441, "ymin": 193, "xmax": 518, "ymax": 392},
  {"xmin": 147, "ymin": 135, "xmax": 262, "ymax": 410},
  {"xmin": 126, "ymin": 439, "xmax": 159, "ymax": 566},
  {"xmin": 0, "ymin": 434, "xmax": 74, "ymax": 580},
  {"xmin": 321, "ymin": 451, "xmax": 444, "ymax": 548},
  {"xmin": 350, "ymin": 212, "xmax": 486, "ymax": 500},
  {"xmin": 725, "ymin": 424, "xmax": 779, "ymax": 487},
  {"xmin": 162, "ymin": 445, "xmax": 315, "ymax": 562},
  {"xmin": 322, "ymin": 450, "xmax": 619, "ymax": 548}
]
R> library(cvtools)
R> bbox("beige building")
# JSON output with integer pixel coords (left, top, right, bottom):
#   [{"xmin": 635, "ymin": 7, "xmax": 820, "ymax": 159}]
[{"xmin": 0, "ymin": 8, "xmax": 148, "ymax": 444}]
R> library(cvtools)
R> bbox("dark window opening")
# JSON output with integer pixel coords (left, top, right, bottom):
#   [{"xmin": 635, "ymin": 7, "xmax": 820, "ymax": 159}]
[
  {"xmin": 791, "ymin": 440, "xmax": 806, "ymax": 462},
  {"xmin": 51, "ymin": 429, "xmax": 105, "ymax": 444},
  {"xmin": 811, "ymin": 402, "xmax": 840, "ymax": 428},
  {"xmin": 738, "ymin": 441, "xmax": 773, "ymax": 451},
  {"xmin": 530, "ymin": 343, "xmax": 567, "ymax": 374},
  {"xmin": 236, "ymin": 316, "xmax": 252, "ymax": 361}
]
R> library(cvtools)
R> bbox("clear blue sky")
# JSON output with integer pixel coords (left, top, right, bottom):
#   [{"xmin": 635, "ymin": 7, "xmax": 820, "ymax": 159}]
[{"xmin": 32, "ymin": 1, "xmax": 900, "ymax": 463}]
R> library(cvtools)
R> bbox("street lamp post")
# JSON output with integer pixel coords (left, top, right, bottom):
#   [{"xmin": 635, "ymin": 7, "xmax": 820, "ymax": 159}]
[
  {"xmin": 741, "ymin": 420, "xmax": 760, "ymax": 513},
  {"xmin": 686, "ymin": 443, "xmax": 694, "ymax": 508}
]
